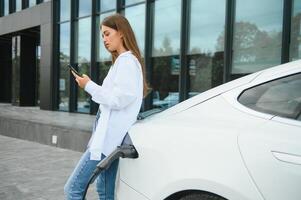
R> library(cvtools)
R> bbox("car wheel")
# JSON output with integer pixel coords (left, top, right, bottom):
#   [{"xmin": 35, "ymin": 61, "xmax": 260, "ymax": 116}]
[{"xmin": 178, "ymin": 193, "xmax": 226, "ymax": 200}]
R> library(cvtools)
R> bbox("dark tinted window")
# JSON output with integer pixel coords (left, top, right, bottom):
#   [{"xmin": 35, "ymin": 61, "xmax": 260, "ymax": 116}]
[{"xmin": 238, "ymin": 73, "xmax": 301, "ymax": 120}]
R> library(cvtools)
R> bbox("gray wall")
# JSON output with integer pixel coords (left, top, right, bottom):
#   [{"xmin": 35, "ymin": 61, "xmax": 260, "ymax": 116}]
[{"xmin": 0, "ymin": 1, "xmax": 53, "ymax": 110}]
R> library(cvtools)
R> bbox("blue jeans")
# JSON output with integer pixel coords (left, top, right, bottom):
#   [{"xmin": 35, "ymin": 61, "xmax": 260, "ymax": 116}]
[
  {"xmin": 64, "ymin": 150, "xmax": 119, "ymax": 200},
  {"xmin": 64, "ymin": 110, "xmax": 120, "ymax": 200}
]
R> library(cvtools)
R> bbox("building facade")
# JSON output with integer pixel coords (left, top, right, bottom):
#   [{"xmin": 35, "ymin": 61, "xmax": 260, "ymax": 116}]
[{"xmin": 0, "ymin": 0, "xmax": 301, "ymax": 115}]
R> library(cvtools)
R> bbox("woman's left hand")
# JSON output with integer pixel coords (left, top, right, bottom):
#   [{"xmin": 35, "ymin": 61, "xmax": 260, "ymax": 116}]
[{"xmin": 71, "ymin": 71, "xmax": 91, "ymax": 89}]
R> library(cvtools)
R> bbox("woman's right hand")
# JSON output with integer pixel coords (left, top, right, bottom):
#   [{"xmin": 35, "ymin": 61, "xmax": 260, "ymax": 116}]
[{"xmin": 72, "ymin": 72, "xmax": 91, "ymax": 89}]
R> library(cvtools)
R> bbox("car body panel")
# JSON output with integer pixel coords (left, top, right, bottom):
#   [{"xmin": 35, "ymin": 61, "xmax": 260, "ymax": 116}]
[
  {"xmin": 117, "ymin": 60, "xmax": 301, "ymax": 200},
  {"xmin": 153, "ymin": 71, "xmax": 262, "ymax": 119},
  {"xmin": 116, "ymin": 179, "xmax": 150, "ymax": 200},
  {"xmin": 221, "ymin": 62, "xmax": 301, "ymax": 120},
  {"xmin": 221, "ymin": 62, "xmax": 301, "ymax": 200},
  {"xmin": 237, "ymin": 119, "xmax": 301, "ymax": 200},
  {"xmin": 119, "ymin": 96, "xmax": 265, "ymax": 200},
  {"xmin": 251, "ymin": 59, "xmax": 301, "ymax": 84}
]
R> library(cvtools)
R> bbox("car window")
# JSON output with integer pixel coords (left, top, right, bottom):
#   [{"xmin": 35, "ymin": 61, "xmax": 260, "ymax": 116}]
[{"xmin": 238, "ymin": 73, "xmax": 301, "ymax": 121}]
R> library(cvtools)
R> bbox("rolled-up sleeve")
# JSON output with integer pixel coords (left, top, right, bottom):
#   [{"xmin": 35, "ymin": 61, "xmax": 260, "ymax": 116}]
[{"xmin": 84, "ymin": 56, "xmax": 139, "ymax": 110}]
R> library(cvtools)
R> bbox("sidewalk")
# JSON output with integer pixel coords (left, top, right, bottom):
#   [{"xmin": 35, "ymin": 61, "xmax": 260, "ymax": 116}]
[{"xmin": 0, "ymin": 135, "xmax": 98, "ymax": 200}]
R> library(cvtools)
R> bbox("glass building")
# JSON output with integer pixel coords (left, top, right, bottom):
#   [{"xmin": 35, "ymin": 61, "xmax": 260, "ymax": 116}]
[{"xmin": 0, "ymin": 0, "xmax": 301, "ymax": 115}]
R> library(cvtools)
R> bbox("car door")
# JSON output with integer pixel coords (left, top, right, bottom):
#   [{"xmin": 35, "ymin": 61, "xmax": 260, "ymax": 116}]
[{"xmin": 236, "ymin": 73, "xmax": 301, "ymax": 200}]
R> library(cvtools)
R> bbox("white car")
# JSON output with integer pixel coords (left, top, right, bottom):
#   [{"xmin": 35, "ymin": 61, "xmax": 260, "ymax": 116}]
[{"xmin": 117, "ymin": 60, "xmax": 301, "ymax": 200}]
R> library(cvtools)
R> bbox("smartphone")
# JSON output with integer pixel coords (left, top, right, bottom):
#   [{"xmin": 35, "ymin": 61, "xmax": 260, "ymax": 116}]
[{"xmin": 67, "ymin": 64, "xmax": 82, "ymax": 77}]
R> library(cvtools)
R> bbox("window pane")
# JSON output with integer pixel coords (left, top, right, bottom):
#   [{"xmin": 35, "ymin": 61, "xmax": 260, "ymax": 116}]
[
  {"xmin": 152, "ymin": 56, "xmax": 179, "ymax": 109},
  {"xmin": 36, "ymin": 46, "xmax": 41, "ymax": 106},
  {"xmin": 59, "ymin": 22, "xmax": 70, "ymax": 111},
  {"xmin": 16, "ymin": 0, "xmax": 22, "ymax": 11},
  {"xmin": 77, "ymin": 66, "xmax": 90, "ymax": 113},
  {"xmin": 29, "ymin": 0, "xmax": 36, "ymax": 7},
  {"xmin": 78, "ymin": 0, "xmax": 92, "ymax": 17},
  {"xmin": 232, "ymin": 0, "xmax": 283, "ymax": 74},
  {"xmin": 188, "ymin": 0, "xmax": 225, "ymax": 97},
  {"xmin": 11, "ymin": 36, "xmax": 21, "ymax": 105},
  {"xmin": 99, "ymin": 0, "xmax": 116, "ymax": 12},
  {"xmin": 4, "ymin": 0, "xmax": 8, "ymax": 15},
  {"xmin": 75, "ymin": 17, "xmax": 91, "ymax": 113},
  {"xmin": 60, "ymin": 0, "xmax": 71, "ymax": 22},
  {"xmin": 151, "ymin": 0, "xmax": 181, "ymax": 109},
  {"xmin": 97, "ymin": 12, "xmax": 115, "ymax": 62},
  {"xmin": 96, "ymin": 12, "xmax": 114, "ymax": 84},
  {"xmin": 124, "ymin": 3, "xmax": 145, "ymax": 54},
  {"xmin": 125, "ymin": 0, "xmax": 144, "ymax": 6},
  {"xmin": 98, "ymin": 61, "xmax": 112, "ymax": 85},
  {"xmin": 76, "ymin": 17, "xmax": 91, "ymax": 63},
  {"xmin": 290, "ymin": 0, "xmax": 301, "ymax": 61},
  {"xmin": 152, "ymin": 0, "xmax": 181, "ymax": 57},
  {"xmin": 238, "ymin": 73, "xmax": 301, "ymax": 120}
]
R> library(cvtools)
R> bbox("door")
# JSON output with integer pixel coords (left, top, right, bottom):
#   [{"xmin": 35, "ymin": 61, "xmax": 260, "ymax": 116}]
[{"xmin": 237, "ymin": 73, "xmax": 301, "ymax": 200}]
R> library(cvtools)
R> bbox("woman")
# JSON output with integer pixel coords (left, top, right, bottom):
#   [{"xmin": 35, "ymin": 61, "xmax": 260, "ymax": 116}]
[{"xmin": 64, "ymin": 14, "xmax": 148, "ymax": 200}]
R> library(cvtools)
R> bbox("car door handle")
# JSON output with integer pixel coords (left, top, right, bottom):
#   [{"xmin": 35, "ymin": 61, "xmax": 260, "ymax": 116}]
[{"xmin": 272, "ymin": 151, "xmax": 301, "ymax": 165}]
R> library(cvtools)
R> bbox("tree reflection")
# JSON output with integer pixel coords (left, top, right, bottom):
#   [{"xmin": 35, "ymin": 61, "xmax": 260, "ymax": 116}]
[
  {"xmin": 152, "ymin": 36, "xmax": 179, "ymax": 108},
  {"xmin": 290, "ymin": 13, "xmax": 301, "ymax": 60},
  {"xmin": 59, "ymin": 52, "xmax": 70, "ymax": 110},
  {"xmin": 217, "ymin": 21, "xmax": 281, "ymax": 73},
  {"xmin": 77, "ymin": 56, "xmax": 90, "ymax": 112}
]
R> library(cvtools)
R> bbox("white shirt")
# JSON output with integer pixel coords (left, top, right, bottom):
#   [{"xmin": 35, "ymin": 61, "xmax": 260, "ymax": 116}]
[{"xmin": 84, "ymin": 51, "xmax": 143, "ymax": 160}]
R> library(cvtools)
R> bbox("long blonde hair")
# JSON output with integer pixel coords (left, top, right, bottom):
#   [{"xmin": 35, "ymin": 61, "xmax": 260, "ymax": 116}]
[{"xmin": 101, "ymin": 14, "xmax": 149, "ymax": 97}]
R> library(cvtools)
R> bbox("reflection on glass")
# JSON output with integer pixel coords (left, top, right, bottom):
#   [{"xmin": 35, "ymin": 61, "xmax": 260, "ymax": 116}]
[
  {"xmin": 12, "ymin": 36, "xmax": 21, "ymax": 105},
  {"xmin": 76, "ymin": 17, "xmax": 91, "ymax": 64},
  {"xmin": 290, "ymin": 0, "xmax": 301, "ymax": 61},
  {"xmin": 96, "ymin": 12, "xmax": 114, "ymax": 85},
  {"xmin": 151, "ymin": 0, "xmax": 180, "ymax": 109},
  {"xmin": 4, "ymin": 0, "xmax": 9, "ymax": 15},
  {"xmin": 60, "ymin": 0, "xmax": 70, "ymax": 22},
  {"xmin": 36, "ymin": 46, "xmax": 41, "ymax": 106},
  {"xmin": 238, "ymin": 73, "xmax": 301, "ymax": 119},
  {"xmin": 232, "ymin": 0, "xmax": 283, "ymax": 75},
  {"xmin": 125, "ymin": 3, "xmax": 145, "ymax": 54},
  {"xmin": 152, "ymin": 0, "xmax": 181, "ymax": 57},
  {"xmin": 125, "ymin": 0, "xmax": 144, "ymax": 6},
  {"xmin": 152, "ymin": 56, "xmax": 179, "ymax": 109},
  {"xmin": 59, "ymin": 22, "xmax": 70, "ymax": 111},
  {"xmin": 78, "ymin": 0, "xmax": 92, "ymax": 17},
  {"xmin": 188, "ymin": 53, "xmax": 224, "ymax": 97},
  {"xmin": 188, "ymin": 0, "xmax": 225, "ymax": 97},
  {"xmin": 98, "ymin": 61, "xmax": 112, "ymax": 85},
  {"xmin": 97, "ymin": 12, "xmax": 114, "ymax": 62},
  {"xmin": 100, "ymin": 0, "xmax": 116, "ymax": 12},
  {"xmin": 75, "ymin": 17, "xmax": 91, "ymax": 113},
  {"xmin": 29, "ymin": 0, "xmax": 36, "ymax": 7},
  {"xmin": 16, "ymin": 0, "xmax": 22, "ymax": 11},
  {"xmin": 77, "ymin": 62, "xmax": 90, "ymax": 113}
]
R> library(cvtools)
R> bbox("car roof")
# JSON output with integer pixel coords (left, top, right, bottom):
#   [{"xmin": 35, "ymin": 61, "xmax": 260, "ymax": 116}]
[
  {"xmin": 156, "ymin": 72, "xmax": 261, "ymax": 118},
  {"xmin": 156, "ymin": 59, "xmax": 301, "ymax": 119},
  {"xmin": 251, "ymin": 59, "xmax": 301, "ymax": 83}
]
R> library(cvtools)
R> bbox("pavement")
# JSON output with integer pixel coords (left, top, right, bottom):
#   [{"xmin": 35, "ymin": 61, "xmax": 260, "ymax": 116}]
[{"xmin": 0, "ymin": 134, "xmax": 98, "ymax": 200}]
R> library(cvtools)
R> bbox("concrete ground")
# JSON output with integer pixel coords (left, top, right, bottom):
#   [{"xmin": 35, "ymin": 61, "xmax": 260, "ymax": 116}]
[{"xmin": 0, "ymin": 134, "xmax": 98, "ymax": 200}]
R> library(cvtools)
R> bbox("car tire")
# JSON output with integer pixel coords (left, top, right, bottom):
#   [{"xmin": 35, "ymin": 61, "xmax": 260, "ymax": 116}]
[{"xmin": 178, "ymin": 193, "xmax": 226, "ymax": 200}]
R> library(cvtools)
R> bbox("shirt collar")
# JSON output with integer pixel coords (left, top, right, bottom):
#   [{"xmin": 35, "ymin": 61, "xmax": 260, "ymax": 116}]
[{"xmin": 118, "ymin": 51, "xmax": 131, "ymax": 57}]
